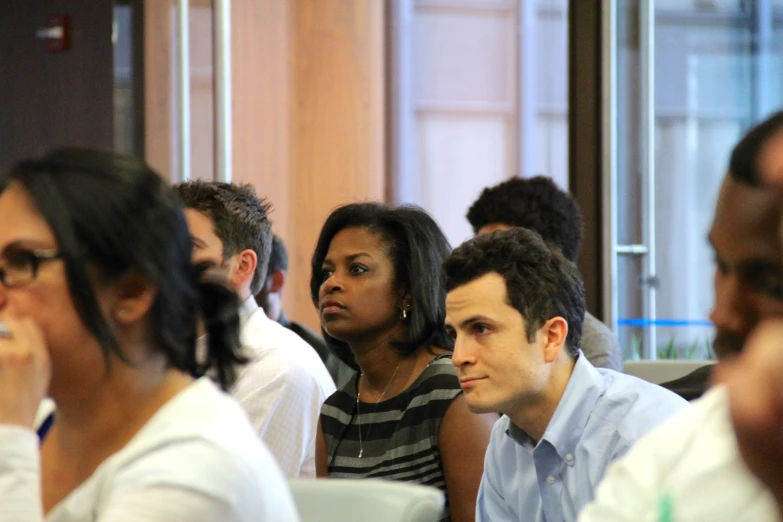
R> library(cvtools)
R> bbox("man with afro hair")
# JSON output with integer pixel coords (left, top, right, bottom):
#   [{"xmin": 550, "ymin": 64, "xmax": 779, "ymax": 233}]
[{"xmin": 467, "ymin": 175, "xmax": 623, "ymax": 370}]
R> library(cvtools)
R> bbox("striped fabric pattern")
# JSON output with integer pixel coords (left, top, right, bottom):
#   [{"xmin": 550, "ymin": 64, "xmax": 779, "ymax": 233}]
[{"xmin": 321, "ymin": 354, "xmax": 462, "ymax": 522}]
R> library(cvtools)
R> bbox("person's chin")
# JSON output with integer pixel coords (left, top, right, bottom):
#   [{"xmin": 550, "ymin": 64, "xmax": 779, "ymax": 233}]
[
  {"xmin": 463, "ymin": 394, "xmax": 496, "ymax": 415},
  {"xmin": 322, "ymin": 322, "xmax": 353, "ymax": 342}
]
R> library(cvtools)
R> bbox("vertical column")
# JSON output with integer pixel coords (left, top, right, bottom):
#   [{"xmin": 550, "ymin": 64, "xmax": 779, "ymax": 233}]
[
  {"xmin": 569, "ymin": 0, "xmax": 604, "ymax": 320},
  {"xmin": 144, "ymin": 0, "xmax": 174, "ymax": 178},
  {"xmin": 288, "ymin": 0, "xmax": 386, "ymax": 327},
  {"xmin": 229, "ymin": 0, "xmax": 386, "ymax": 329},
  {"xmin": 517, "ymin": 0, "xmax": 537, "ymax": 179},
  {"xmin": 214, "ymin": 0, "xmax": 232, "ymax": 183}
]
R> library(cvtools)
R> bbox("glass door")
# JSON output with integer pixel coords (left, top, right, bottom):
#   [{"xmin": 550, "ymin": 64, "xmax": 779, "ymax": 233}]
[{"xmin": 605, "ymin": 0, "xmax": 780, "ymax": 360}]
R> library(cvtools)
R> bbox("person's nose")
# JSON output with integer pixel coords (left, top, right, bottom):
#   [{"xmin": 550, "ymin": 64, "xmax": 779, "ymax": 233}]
[{"xmin": 451, "ymin": 334, "xmax": 477, "ymax": 369}]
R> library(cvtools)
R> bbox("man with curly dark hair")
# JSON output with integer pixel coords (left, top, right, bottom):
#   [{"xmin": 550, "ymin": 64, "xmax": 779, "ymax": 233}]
[
  {"xmin": 443, "ymin": 228, "xmax": 685, "ymax": 522},
  {"xmin": 467, "ymin": 175, "xmax": 623, "ymax": 370}
]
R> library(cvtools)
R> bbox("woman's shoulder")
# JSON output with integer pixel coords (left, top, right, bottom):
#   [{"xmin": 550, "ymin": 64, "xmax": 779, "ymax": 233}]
[
  {"xmin": 406, "ymin": 352, "xmax": 462, "ymax": 401},
  {"xmin": 416, "ymin": 352, "xmax": 459, "ymax": 383},
  {"xmin": 107, "ymin": 378, "xmax": 285, "ymax": 493},
  {"xmin": 59, "ymin": 378, "xmax": 297, "ymax": 521}
]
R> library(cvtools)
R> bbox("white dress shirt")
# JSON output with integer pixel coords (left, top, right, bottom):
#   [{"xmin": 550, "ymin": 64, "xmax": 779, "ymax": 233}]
[
  {"xmin": 0, "ymin": 378, "xmax": 299, "ymax": 522},
  {"xmin": 578, "ymin": 385, "xmax": 780, "ymax": 522},
  {"xmin": 234, "ymin": 297, "xmax": 336, "ymax": 478}
]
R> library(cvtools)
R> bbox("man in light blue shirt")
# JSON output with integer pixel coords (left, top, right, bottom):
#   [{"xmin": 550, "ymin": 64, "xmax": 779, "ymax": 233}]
[{"xmin": 443, "ymin": 228, "xmax": 688, "ymax": 522}]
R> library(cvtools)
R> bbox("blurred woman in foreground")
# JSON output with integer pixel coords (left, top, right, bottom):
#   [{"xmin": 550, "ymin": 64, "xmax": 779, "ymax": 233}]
[{"xmin": 0, "ymin": 149, "xmax": 298, "ymax": 521}]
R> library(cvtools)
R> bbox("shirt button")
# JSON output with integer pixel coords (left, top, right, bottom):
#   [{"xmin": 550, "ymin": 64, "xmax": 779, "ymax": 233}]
[
  {"xmin": 546, "ymin": 476, "xmax": 555, "ymax": 484},
  {"xmin": 566, "ymin": 454, "xmax": 574, "ymax": 462}
]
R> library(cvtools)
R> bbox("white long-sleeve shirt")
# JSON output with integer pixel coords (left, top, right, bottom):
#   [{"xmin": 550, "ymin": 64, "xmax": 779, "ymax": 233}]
[
  {"xmin": 234, "ymin": 297, "xmax": 335, "ymax": 478},
  {"xmin": 0, "ymin": 377, "xmax": 299, "ymax": 522},
  {"xmin": 578, "ymin": 385, "xmax": 780, "ymax": 522}
]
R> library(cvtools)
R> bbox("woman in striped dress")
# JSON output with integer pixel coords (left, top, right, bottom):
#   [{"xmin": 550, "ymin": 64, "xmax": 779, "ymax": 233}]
[{"xmin": 310, "ymin": 203, "xmax": 496, "ymax": 522}]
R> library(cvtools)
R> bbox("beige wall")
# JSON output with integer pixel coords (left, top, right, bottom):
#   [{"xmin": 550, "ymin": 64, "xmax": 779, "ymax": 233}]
[{"xmin": 147, "ymin": 0, "xmax": 386, "ymax": 330}]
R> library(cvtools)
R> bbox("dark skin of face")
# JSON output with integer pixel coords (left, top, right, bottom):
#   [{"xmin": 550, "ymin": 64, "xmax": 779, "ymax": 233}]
[
  {"xmin": 708, "ymin": 175, "xmax": 783, "ymax": 359},
  {"xmin": 721, "ymin": 132, "xmax": 783, "ymax": 515},
  {"xmin": 318, "ymin": 227, "xmax": 406, "ymax": 353}
]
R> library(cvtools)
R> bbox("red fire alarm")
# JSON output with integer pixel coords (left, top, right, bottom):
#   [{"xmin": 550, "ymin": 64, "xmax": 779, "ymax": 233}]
[{"xmin": 35, "ymin": 14, "xmax": 70, "ymax": 53}]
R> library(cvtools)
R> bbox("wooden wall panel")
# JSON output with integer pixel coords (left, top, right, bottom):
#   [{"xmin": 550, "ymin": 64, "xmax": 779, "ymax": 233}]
[
  {"xmin": 144, "ymin": 0, "xmax": 174, "ymax": 178},
  {"xmin": 231, "ymin": 0, "xmax": 292, "ymax": 242},
  {"xmin": 146, "ymin": 0, "xmax": 386, "ymax": 330},
  {"xmin": 288, "ymin": 0, "xmax": 386, "ymax": 329}
]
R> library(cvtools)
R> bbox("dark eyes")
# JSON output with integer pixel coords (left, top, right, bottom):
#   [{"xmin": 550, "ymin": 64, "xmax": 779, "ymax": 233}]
[
  {"xmin": 714, "ymin": 257, "xmax": 783, "ymax": 302},
  {"xmin": 348, "ymin": 264, "xmax": 368, "ymax": 275},
  {"xmin": 445, "ymin": 324, "xmax": 490, "ymax": 341},
  {"xmin": 713, "ymin": 257, "xmax": 729, "ymax": 276},
  {"xmin": 320, "ymin": 264, "xmax": 368, "ymax": 280},
  {"xmin": 4, "ymin": 249, "xmax": 35, "ymax": 268},
  {"xmin": 474, "ymin": 324, "xmax": 491, "ymax": 335},
  {"xmin": 742, "ymin": 269, "xmax": 783, "ymax": 301}
]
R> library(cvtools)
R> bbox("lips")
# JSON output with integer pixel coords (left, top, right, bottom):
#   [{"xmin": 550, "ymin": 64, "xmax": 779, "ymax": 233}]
[
  {"xmin": 459, "ymin": 377, "xmax": 486, "ymax": 387},
  {"xmin": 320, "ymin": 300, "xmax": 346, "ymax": 315}
]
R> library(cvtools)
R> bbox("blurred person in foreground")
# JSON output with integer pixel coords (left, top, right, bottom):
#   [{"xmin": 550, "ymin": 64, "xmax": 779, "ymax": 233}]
[
  {"xmin": 578, "ymin": 111, "xmax": 783, "ymax": 522},
  {"xmin": 0, "ymin": 149, "xmax": 298, "ymax": 521}
]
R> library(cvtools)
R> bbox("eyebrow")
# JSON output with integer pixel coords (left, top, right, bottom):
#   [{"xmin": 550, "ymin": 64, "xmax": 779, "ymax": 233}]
[
  {"xmin": 322, "ymin": 252, "xmax": 373, "ymax": 265},
  {"xmin": 1, "ymin": 239, "xmax": 57, "ymax": 253},
  {"xmin": 456, "ymin": 315, "xmax": 493, "ymax": 330},
  {"xmin": 190, "ymin": 236, "xmax": 207, "ymax": 249}
]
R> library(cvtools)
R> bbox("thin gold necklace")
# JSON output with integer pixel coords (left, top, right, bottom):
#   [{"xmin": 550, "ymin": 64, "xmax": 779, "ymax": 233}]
[{"xmin": 356, "ymin": 363, "xmax": 401, "ymax": 459}]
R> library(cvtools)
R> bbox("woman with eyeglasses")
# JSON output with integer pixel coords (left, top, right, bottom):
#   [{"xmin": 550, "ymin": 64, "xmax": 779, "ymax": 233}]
[{"xmin": 0, "ymin": 149, "xmax": 299, "ymax": 521}]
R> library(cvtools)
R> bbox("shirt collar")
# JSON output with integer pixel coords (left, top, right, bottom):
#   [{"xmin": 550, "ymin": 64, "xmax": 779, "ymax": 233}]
[
  {"xmin": 239, "ymin": 295, "xmax": 261, "ymax": 325},
  {"xmin": 506, "ymin": 351, "xmax": 605, "ymax": 466}
]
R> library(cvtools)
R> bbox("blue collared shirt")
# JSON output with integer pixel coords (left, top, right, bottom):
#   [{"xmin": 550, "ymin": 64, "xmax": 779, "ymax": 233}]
[{"xmin": 476, "ymin": 352, "xmax": 688, "ymax": 522}]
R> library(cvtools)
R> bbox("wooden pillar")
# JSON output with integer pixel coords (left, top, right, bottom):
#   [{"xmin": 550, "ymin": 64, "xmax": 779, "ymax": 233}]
[
  {"xmin": 143, "ymin": 0, "xmax": 174, "ymax": 178},
  {"xmin": 231, "ymin": 0, "xmax": 386, "ymax": 329},
  {"xmin": 569, "ymin": 0, "xmax": 604, "ymax": 320}
]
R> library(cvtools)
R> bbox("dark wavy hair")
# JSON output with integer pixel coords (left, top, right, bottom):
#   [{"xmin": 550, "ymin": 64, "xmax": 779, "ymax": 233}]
[
  {"xmin": 267, "ymin": 235, "xmax": 289, "ymax": 275},
  {"xmin": 466, "ymin": 175, "xmax": 584, "ymax": 262},
  {"xmin": 1, "ymin": 148, "xmax": 245, "ymax": 390},
  {"xmin": 444, "ymin": 228, "xmax": 585, "ymax": 357},
  {"xmin": 310, "ymin": 203, "xmax": 452, "ymax": 370},
  {"xmin": 174, "ymin": 181, "xmax": 273, "ymax": 294},
  {"xmin": 729, "ymin": 111, "xmax": 783, "ymax": 186}
]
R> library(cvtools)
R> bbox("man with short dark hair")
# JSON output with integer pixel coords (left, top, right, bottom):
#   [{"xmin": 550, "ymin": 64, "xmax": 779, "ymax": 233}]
[
  {"xmin": 444, "ymin": 228, "xmax": 686, "ymax": 522},
  {"xmin": 174, "ymin": 181, "xmax": 335, "ymax": 479},
  {"xmin": 467, "ymin": 176, "xmax": 623, "ymax": 370},
  {"xmin": 255, "ymin": 234, "xmax": 354, "ymax": 387}
]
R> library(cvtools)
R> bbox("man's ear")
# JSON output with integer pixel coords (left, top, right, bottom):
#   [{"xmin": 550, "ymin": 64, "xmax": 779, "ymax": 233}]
[
  {"xmin": 110, "ymin": 272, "xmax": 158, "ymax": 326},
  {"xmin": 268, "ymin": 269, "xmax": 286, "ymax": 294},
  {"xmin": 229, "ymin": 249, "xmax": 258, "ymax": 290},
  {"xmin": 541, "ymin": 317, "xmax": 569, "ymax": 363}
]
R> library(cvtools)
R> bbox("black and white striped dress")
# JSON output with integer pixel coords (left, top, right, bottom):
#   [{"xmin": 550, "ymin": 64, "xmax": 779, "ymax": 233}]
[{"xmin": 320, "ymin": 354, "xmax": 462, "ymax": 522}]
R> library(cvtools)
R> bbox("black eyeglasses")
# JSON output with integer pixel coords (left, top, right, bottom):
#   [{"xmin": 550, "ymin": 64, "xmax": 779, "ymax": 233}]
[{"xmin": 0, "ymin": 248, "xmax": 63, "ymax": 288}]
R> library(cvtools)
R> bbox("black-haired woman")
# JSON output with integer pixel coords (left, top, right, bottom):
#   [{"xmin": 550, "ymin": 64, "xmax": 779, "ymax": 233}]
[
  {"xmin": 0, "ymin": 149, "xmax": 298, "ymax": 521},
  {"xmin": 312, "ymin": 203, "xmax": 495, "ymax": 522}
]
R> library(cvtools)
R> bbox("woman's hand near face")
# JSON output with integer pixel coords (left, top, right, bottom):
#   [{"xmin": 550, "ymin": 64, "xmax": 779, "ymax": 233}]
[{"xmin": 0, "ymin": 317, "xmax": 51, "ymax": 428}]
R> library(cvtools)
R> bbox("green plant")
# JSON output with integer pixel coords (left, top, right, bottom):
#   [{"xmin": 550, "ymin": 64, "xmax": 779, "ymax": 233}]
[
  {"xmin": 657, "ymin": 335, "xmax": 678, "ymax": 360},
  {"xmin": 624, "ymin": 331, "xmax": 716, "ymax": 361}
]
